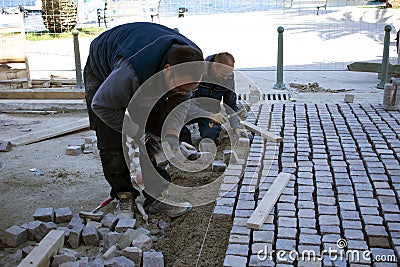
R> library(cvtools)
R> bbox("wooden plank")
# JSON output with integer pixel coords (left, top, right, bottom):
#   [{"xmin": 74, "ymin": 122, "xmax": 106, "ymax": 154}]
[
  {"xmin": 247, "ymin": 172, "xmax": 292, "ymax": 230},
  {"xmin": 32, "ymin": 78, "xmax": 77, "ymax": 85},
  {"xmin": 0, "ymin": 58, "xmax": 26, "ymax": 64},
  {"xmin": 0, "ymin": 89, "xmax": 85, "ymax": 99},
  {"xmin": 25, "ymin": 55, "xmax": 32, "ymax": 88},
  {"xmin": 18, "ymin": 230, "xmax": 64, "ymax": 267},
  {"xmin": 0, "ymin": 13, "xmax": 31, "ymax": 88},
  {"xmin": 240, "ymin": 120, "xmax": 283, "ymax": 142},
  {"xmin": 8, "ymin": 117, "xmax": 89, "ymax": 146},
  {"xmin": 1, "ymin": 110, "xmax": 58, "ymax": 115},
  {"xmin": 347, "ymin": 62, "xmax": 400, "ymax": 74},
  {"xmin": 0, "ymin": 78, "xmax": 26, "ymax": 84}
]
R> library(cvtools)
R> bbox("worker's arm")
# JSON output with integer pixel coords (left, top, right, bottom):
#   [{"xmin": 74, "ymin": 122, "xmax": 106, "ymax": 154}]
[
  {"xmin": 163, "ymin": 92, "xmax": 193, "ymax": 138},
  {"xmin": 189, "ymin": 98, "xmax": 230, "ymax": 124},
  {"xmin": 186, "ymin": 95, "xmax": 212, "ymax": 120},
  {"xmin": 223, "ymin": 75, "xmax": 241, "ymax": 130},
  {"xmin": 91, "ymin": 58, "xmax": 139, "ymax": 133}
]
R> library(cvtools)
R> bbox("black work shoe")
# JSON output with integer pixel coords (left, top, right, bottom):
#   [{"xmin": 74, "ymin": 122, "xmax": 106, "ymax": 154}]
[
  {"xmin": 146, "ymin": 195, "xmax": 192, "ymax": 218},
  {"xmin": 115, "ymin": 192, "xmax": 134, "ymax": 219}
]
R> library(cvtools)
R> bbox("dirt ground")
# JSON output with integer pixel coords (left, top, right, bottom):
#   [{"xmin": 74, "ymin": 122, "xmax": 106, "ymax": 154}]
[{"xmin": 0, "ymin": 111, "xmax": 232, "ymax": 266}]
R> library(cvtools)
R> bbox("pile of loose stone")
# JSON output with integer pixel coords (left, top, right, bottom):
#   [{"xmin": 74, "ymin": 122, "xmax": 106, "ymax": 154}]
[{"xmin": 1, "ymin": 206, "xmax": 165, "ymax": 266}]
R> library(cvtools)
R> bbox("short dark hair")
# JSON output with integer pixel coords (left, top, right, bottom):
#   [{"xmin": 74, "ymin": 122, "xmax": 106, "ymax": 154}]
[
  {"xmin": 214, "ymin": 52, "xmax": 235, "ymax": 67},
  {"xmin": 166, "ymin": 45, "xmax": 204, "ymax": 66},
  {"xmin": 166, "ymin": 45, "xmax": 205, "ymax": 81}
]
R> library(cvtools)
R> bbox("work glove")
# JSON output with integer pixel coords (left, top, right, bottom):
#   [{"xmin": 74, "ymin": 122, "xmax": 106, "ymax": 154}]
[
  {"xmin": 234, "ymin": 128, "xmax": 248, "ymax": 138},
  {"xmin": 123, "ymin": 112, "xmax": 140, "ymax": 139},
  {"xmin": 163, "ymin": 134, "xmax": 179, "ymax": 152},
  {"xmin": 209, "ymin": 112, "xmax": 229, "ymax": 125}
]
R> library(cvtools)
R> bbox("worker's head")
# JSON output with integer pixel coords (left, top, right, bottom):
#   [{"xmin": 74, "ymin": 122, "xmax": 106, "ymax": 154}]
[
  {"xmin": 210, "ymin": 52, "xmax": 235, "ymax": 82},
  {"xmin": 163, "ymin": 45, "xmax": 205, "ymax": 95}
]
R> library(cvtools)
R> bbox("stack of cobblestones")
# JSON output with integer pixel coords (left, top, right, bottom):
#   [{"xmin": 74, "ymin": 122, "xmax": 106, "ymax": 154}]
[{"xmin": 1, "ymin": 206, "xmax": 164, "ymax": 266}]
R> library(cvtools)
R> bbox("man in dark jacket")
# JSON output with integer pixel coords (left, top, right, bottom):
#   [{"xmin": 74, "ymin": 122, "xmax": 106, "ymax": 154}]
[
  {"xmin": 84, "ymin": 22, "xmax": 224, "ymax": 219},
  {"xmin": 180, "ymin": 52, "xmax": 247, "ymax": 144}
]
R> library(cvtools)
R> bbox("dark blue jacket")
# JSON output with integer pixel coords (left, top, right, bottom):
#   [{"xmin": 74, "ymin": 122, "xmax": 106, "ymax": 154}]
[
  {"xmin": 89, "ymin": 22, "xmax": 201, "ymax": 84},
  {"xmin": 193, "ymin": 54, "xmax": 240, "ymax": 128},
  {"xmin": 89, "ymin": 22, "xmax": 203, "ymax": 133}
]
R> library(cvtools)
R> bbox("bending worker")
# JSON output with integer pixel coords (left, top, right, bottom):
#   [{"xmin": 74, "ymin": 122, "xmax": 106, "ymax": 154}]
[
  {"xmin": 180, "ymin": 52, "xmax": 247, "ymax": 144},
  {"xmin": 84, "ymin": 22, "xmax": 225, "ymax": 219}
]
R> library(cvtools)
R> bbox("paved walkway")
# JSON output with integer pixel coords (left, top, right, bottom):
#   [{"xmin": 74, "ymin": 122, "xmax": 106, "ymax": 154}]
[
  {"xmin": 215, "ymin": 102, "xmax": 399, "ymax": 266},
  {"xmin": 235, "ymin": 70, "xmax": 388, "ymax": 104}
]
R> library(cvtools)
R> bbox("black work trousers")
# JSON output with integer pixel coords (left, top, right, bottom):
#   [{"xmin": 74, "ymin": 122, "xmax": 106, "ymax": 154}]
[
  {"xmin": 83, "ymin": 59, "xmax": 170, "ymax": 203},
  {"xmin": 84, "ymin": 59, "xmax": 139, "ymax": 199}
]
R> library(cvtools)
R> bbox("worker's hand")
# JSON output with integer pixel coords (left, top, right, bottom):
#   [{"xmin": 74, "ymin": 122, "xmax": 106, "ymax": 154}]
[
  {"xmin": 123, "ymin": 112, "xmax": 139, "ymax": 139},
  {"xmin": 209, "ymin": 113, "xmax": 228, "ymax": 125},
  {"xmin": 234, "ymin": 128, "xmax": 248, "ymax": 138},
  {"xmin": 163, "ymin": 134, "xmax": 179, "ymax": 152}
]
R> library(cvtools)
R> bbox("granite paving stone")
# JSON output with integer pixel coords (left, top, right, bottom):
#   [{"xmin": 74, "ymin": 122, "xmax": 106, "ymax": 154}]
[
  {"xmin": 344, "ymin": 229, "xmax": 365, "ymax": 240},
  {"xmin": 275, "ymin": 239, "xmax": 296, "ymax": 251},
  {"xmin": 322, "ymin": 243, "xmax": 345, "ymax": 255},
  {"xmin": 377, "ymin": 195, "xmax": 398, "ymax": 204},
  {"xmin": 357, "ymin": 198, "xmax": 379, "ymax": 207},
  {"xmin": 248, "ymin": 255, "xmax": 274, "ymax": 267},
  {"xmin": 277, "ymin": 227, "xmax": 297, "ymax": 239},
  {"xmin": 277, "ymin": 217, "xmax": 297, "ymax": 228},
  {"xmin": 340, "ymin": 210, "xmax": 361, "ymax": 221},
  {"xmin": 297, "ymin": 201, "xmax": 314, "ymax": 209},
  {"xmin": 319, "ymin": 226, "xmax": 341, "ymax": 235},
  {"xmin": 342, "ymin": 220, "xmax": 362, "ymax": 229},
  {"xmin": 337, "ymin": 194, "xmax": 355, "ymax": 202},
  {"xmin": 383, "ymin": 213, "xmax": 400, "ymax": 222},
  {"xmin": 362, "ymin": 215, "xmax": 383, "ymax": 225},
  {"xmin": 381, "ymin": 204, "xmax": 400, "ymax": 213},
  {"xmin": 316, "ymin": 189, "xmax": 335, "ymax": 197},
  {"xmin": 277, "ymin": 203, "xmax": 296, "ymax": 211},
  {"xmin": 347, "ymin": 239, "xmax": 369, "ymax": 251},
  {"xmin": 300, "ymin": 228, "xmax": 318, "ymax": 235},
  {"xmin": 226, "ymin": 243, "xmax": 249, "ymax": 257},
  {"xmin": 321, "ymin": 234, "xmax": 342, "ymax": 244},
  {"xmin": 298, "ymin": 218, "xmax": 316, "ymax": 228},
  {"xmin": 319, "ymin": 215, "xmax": 340, "ymax": 226},
  {"xmin": 298, "ymin": 209, "xmax": 315, "ymax": 218},
  {"xmin": 387, "ymin": 222, "xmax": 400, "ymax": 231},
  {"xmin": 278, "ymin": 210, "xmax": 296, "ymax": 217},
  {"xmin": 355, "ymin": 190, "xmax": 374, "ymax": 198},
  {"xmin": 360, "ymin": 207, "xmax": 380, "ymax": 216},
  {"xmin": 299, "ymin": 234, "xmax": 321, "ymax": 246}
]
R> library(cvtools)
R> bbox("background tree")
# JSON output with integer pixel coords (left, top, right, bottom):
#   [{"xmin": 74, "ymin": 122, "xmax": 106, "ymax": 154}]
[{"xmin": 42, "ymin": 0, "xmax": 77, "ymax": 33}]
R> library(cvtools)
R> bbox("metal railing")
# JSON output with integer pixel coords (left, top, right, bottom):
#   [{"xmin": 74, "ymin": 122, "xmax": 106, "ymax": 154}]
[{"xmin": 0, "ymin": 0, "xmax": 399, "ymax": 80}]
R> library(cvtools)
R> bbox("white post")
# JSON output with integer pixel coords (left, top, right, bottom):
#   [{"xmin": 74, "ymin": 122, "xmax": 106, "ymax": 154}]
[{"xmin": 77, "ymin": 0, "xmax": 85, "ymax": 25}]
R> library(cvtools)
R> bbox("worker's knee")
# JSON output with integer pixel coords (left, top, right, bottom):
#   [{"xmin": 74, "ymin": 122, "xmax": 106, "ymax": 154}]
[
  {"xmin": 100, "ymin": 150, "xmax": 128, "ymax": 175},
  {"xmin": 179, "ymin": 125, "xmax": 192, "ymax": 144},
  {"xmin": 199, "ymin": 125, "xmax": 221, "ymax": 141}
]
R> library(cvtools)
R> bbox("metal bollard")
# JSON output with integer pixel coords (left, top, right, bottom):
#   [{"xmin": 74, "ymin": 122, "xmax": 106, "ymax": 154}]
[
  {"xmin": 396, "ymin": 29, "xmax": 399, "ymax": 64},
  {"xmin": 377, "ymin": 25, "xmax": 392, "ymax": 89},
  {"xmin": 72, "ymin": 29, "xmax": 84, "ymax": 90},
  {"xmin": 273, "ymin": 26, "xmax": 286, "ymax": 90}
]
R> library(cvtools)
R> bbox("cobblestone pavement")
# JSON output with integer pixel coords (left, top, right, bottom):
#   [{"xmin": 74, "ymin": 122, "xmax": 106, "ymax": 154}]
[{"xmin": 215, "ymin": 102, "xmax": 400, "ymax": 267}]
